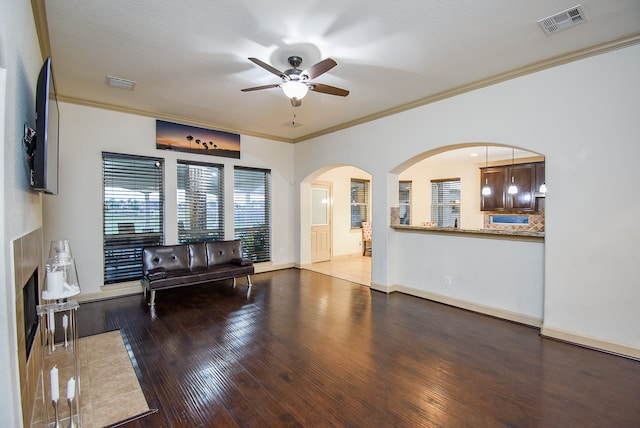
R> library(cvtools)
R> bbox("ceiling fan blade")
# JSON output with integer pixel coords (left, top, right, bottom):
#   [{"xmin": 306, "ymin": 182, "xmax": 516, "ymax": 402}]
[
  {"xmin": 241, "ymin": 84, "xmax": 281, "ymax": 92},
  {"xmin": 309, "ymin": 83, "xmax": 349, "ymax": 97},
  {"xmin": 302, "ymin": 58, "xmax": 337, "ymax": 80},
  {"xmin": 248, "ymin": 57, "xmax": 286, "ymax": 78}
]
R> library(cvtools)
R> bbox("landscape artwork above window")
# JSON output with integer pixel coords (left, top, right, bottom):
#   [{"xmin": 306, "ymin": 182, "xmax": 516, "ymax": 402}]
[{"xmin": 156, "ymin": 120, "xmax": 240, "ymax": 159}]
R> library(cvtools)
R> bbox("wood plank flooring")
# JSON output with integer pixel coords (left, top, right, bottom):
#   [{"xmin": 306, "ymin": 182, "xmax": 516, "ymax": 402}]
[{"xmin": 77, "ymin": 269, "xmax": 640, "ymax": 427}]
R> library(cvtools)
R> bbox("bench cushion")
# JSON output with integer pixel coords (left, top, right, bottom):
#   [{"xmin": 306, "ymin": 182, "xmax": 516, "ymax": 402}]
[
  {"xmin": 206, "ymin": 240, "xmax": 243, "ymax": 266},
  {"xmin": 143, "ymin": 245, "xmax": 189, "ymax": 272},
  {"xmin": 142, "ymin": 240, "xmax": 254, "ymax": 293}
]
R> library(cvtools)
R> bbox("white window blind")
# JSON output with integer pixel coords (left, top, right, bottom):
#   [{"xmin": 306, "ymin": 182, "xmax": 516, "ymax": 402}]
[
  {"xmin": 399, "ymin": 181, "xmax": 412, "ymax": 225},
  {"xmin": 431, "ymin": 178, "xmax": 461, "ymax": 228},
  {"xmin": 102, "ymin": 152, "xmax": 164, "ymax": 284},
  {"xmin": 350, "ymin": 179, "xmax": 370, "ymax": 228},
  {"xmin": 177, "ymin": 160, "xmax": 224, "ymax": 243},
  {"xmin": 234, "ymin": 166, "xmax": 271, "ymax": 262}
]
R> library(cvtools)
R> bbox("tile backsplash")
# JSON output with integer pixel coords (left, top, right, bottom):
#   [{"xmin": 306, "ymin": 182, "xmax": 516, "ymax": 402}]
[{"xmin": 484, "ymin": 211, "xmax": 545, "ymax": 232}]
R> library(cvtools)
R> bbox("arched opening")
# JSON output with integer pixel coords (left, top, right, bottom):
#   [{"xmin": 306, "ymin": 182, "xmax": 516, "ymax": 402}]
[
  {"xmin": 393, "ymin": 143, "xmax": 545, "ymax": 232},
  {"xmin": 299, "ymin": 164, "xmax": 372, "ymax": 286},
  {"xmin": 385, "ymin": 142, "xmax": 546, "ymax": 326}
]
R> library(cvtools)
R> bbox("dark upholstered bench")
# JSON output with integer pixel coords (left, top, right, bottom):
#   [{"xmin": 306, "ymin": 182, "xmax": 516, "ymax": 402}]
[{"xmin": 141, "ymin": 240, "xmax": 254, "ymax": 306}]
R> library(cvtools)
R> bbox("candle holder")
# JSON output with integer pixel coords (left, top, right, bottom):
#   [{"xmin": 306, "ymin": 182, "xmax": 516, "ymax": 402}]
[
  {"xmin": 38, "ymin": 301, "xmax": 82, "ymax": 428},
  {"xmin": 51, "ymin": 399, "xmax": 62, "ymax": 428},
  {"xmin": 67, "ymin": 398, "xmax": 77, "ymax": 428},
  {"xmin": 50, "ymin": 327, "xmax": 56, "ymax": 353},
  {"xmin": 43, "ymin": 256, "xmax": 81, "ymax": 302}
]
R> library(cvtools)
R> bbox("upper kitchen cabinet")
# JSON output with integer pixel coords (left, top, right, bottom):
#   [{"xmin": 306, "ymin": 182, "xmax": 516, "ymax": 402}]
[
  {"xmin": 480, "ymin": 167, "xmax": 507, "ymax": 211},
  {"xmin": 535, "ymin": 162, "xmax": 546, "ymax": 197},
  {"xmin": 508, "ymin": 164, "xmax": 536, "ymax": 211},
  {"xmin": 481, "ymin": 162, "xmax": 543, "ymax": 212}
]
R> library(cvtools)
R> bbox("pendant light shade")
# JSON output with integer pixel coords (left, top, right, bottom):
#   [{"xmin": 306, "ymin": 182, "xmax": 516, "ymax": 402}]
[
  {"xmin": 507, "ymin": 147, "xmax": 518, "ymax": 195},
  {"xmin": 481, "ymin": 146, "xmax": 491, "ymax": 196}
]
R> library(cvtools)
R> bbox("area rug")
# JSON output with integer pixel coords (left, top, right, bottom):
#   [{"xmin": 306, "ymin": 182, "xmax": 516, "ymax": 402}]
[{"xmin": 32, "ymin": 330, "xmax": 156, "ymax": 428}]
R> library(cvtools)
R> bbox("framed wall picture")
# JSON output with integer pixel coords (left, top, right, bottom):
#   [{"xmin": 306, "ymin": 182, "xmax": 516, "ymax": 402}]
[{"xmin": 156, "ymin": 120, "xmax": 240, "ymax": 159}]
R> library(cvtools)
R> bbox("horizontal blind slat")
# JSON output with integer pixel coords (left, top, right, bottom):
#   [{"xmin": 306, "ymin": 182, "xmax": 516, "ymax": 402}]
[
  {"xmin": 177, "ymin": 161, "xmax": 224, "ymax": 243},
  {"xmin": 103, "ymin": 153, "xmax": 164, "ymax": 283},
  {"xmin": 234, "ymin": 167, "xmax": 271, "ymax": 262}
]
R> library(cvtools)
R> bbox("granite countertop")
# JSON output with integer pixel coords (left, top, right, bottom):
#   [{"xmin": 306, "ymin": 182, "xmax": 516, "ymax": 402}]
[{"xmin": 391, "ymin": 224, "xmax": 544, "ymax": 240}]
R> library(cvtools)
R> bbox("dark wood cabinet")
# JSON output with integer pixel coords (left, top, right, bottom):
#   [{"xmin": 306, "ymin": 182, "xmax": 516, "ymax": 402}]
[
  {"xmin": 508, "ymin": 164, "xmax": 536, "ymax": 211},
  {"xmin": 481, "ymin": 162, "xmax": 543, "ymax": 212},
  {"xmin": 480, "ymin": 167, "xmax": 507, "ymax": 211},
  {"xmin": 535, "ymin": 162, "xmax": 546, "ymax": 196}
]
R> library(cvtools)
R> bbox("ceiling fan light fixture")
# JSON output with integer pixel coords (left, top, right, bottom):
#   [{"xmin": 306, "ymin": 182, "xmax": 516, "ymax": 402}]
[{"xmin": 281, "ymin": 81, "xmax": 308, "ymax": 100}]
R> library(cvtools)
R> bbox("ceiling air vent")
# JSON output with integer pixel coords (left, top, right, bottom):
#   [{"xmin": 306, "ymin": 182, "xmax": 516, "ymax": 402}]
[
  {"xmin": 538, "ymin": 5, "xmax": 587, "ymax": 35},
  {"xmin": 106, "ymin": 75, "xmax": 136, "ymax": 90}
]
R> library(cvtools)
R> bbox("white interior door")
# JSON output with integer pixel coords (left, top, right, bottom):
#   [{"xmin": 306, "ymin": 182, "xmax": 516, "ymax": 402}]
[{"xmin": 311, "ymin": 184, "xmax": 331, "ymax": 263}]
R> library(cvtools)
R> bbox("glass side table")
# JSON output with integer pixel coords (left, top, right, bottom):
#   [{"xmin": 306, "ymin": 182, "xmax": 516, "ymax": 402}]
[{"xmin": 37, "ymin": 301, "xmax": 81, "ymax": 428}]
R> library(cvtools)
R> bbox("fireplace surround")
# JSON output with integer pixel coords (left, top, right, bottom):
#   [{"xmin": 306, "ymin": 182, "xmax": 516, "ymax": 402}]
[
  {"xmin": 23, "ymin": 269, "xmax": 39, "ymax": 360},
  {"xmin": 13, "ymin": 228, "xmax": 44, "ymax": 428}
]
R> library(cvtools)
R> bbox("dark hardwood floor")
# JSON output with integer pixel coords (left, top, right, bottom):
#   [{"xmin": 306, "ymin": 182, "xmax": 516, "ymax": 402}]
[{"xmin": 77, "ymin": 269, "xmax": 640, "ymax": 427}]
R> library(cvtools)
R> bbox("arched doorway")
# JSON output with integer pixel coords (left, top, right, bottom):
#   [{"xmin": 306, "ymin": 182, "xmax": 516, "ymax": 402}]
[{"xmin": 301, "ymin": 165, "xmax": 372, "ymax": 286}]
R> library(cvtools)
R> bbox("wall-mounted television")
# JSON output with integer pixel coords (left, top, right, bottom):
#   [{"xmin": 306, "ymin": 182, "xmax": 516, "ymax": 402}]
[{"xmin": 31, "ymin": 56, "xmax": 59, "ymax": 195}]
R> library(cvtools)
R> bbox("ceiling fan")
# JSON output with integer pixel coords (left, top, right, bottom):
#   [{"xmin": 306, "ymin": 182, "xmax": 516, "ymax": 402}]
[{"xmin": 241, "ymin": 56, "xmax": 349, "ymax": 107}]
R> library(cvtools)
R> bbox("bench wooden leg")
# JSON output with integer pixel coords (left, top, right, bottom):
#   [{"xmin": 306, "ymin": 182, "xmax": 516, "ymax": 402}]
[{"xmin": 149, "ymin": 290, "xmax": 156, "ymax": 307}]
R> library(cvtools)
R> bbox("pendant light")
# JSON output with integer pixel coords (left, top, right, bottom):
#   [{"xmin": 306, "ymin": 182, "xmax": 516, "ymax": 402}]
[
  {"xmin": 507, "ymin": 147, "xmax": 518, "ymax": 195},
  {"xmin": 481, "ymin": 146, "xmax": 491, "ymax": 196}
]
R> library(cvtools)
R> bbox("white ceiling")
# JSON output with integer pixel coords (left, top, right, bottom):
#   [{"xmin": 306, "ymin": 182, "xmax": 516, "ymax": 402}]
[{"xmin": 40, "ymin": 1, "xmax": 640, "ymax": 143}]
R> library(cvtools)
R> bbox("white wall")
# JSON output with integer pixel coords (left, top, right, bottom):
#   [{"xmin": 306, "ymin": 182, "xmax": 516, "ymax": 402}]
[
  {"xmin": 294, "ymin": 44, "xmax": 640, "ymax": 358},
  {"xmin": 43, "ymin": 103, "xmax": 295, "ymax": 300},
  {"xmin": 1, "ymin": 0, "xmax": 46, "ymax": 425},
  {"xmin": 395, "ymin": 231, "xmax": 544, "ymax": 324}
]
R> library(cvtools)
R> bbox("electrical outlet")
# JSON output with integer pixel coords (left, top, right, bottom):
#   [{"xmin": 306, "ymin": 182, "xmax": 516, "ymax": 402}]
[{"xmin": 444, "ymin": 275, "xmax": 452, "ymax": 286}]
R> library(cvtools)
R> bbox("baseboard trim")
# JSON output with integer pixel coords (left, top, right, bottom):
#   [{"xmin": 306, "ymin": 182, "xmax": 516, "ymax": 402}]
[
  {"xmin": 83, "ymin": 282, "xmax": 143, "ymax": 302},
  {"xmin": 541, "ymin": 325, "xmax": 640, "ymax": 360},
  {"xmin": 373, "ymin": 283, "xmax": 542, "ymax": 327},
  {"xmin": 254, "ymin": 262, "xmax": 294, "ymax": 273}
]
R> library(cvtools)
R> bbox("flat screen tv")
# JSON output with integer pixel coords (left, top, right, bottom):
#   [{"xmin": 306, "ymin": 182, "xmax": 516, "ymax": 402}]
[{"xmin": 31, "ymin": 56, "xmax": 59, "ymax": 195}]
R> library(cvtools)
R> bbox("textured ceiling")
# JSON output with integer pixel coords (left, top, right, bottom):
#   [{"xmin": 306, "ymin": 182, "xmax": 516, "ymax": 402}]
[{"xmin": 38, "ymin": 0, "xmax": 640, "ymax": 143}]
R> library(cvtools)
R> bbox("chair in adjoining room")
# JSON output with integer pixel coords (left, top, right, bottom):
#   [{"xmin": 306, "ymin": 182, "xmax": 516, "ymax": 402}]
[{"xmin": 362, "ymin": 221, "xmax": 372, "ymax": 256}]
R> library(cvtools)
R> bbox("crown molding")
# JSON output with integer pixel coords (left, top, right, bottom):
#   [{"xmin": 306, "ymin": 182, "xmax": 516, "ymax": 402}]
[
  {"xmin": 56, "ymin": 95, "xmax": 295, "ymax": 143},
  {"xmin": 31, "ymin": 0, "xmax": 51, "ymax": 60},
  {"xmin": 32, "ymin": 0, "xmax": 639, "ymax": 145},
  {"xmin": 292, "ymin": 32, "xmax": 640, "ymax": 143}
]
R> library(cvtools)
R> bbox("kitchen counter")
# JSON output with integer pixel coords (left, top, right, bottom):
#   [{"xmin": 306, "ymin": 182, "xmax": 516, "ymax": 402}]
[{"xmin": 391, "ymin": 224, "xmax": 544, "ymax": 241}]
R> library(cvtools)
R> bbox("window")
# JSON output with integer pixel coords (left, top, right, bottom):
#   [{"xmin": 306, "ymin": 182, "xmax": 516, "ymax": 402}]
[
  {"xmin": 431, "ymin": 178, "xmax": 461, "ymax": 228},
  {"xmin": 399, "ymin": 181, "xmax": 412, "ymax": 225},
  {"xmin": 102, "ymin": 153, "xmax": 164, "ymax": 284},
  {"xmin": 350, "ymin": 179, "xmax": 370, "ymax": 228},
  {"xmin": 177, "ymin": 160, "xmax": 224, "ymax": 243},
  {"xmin": 234, "ymin": 166, "xmax": 271, "ymax": 262}
]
